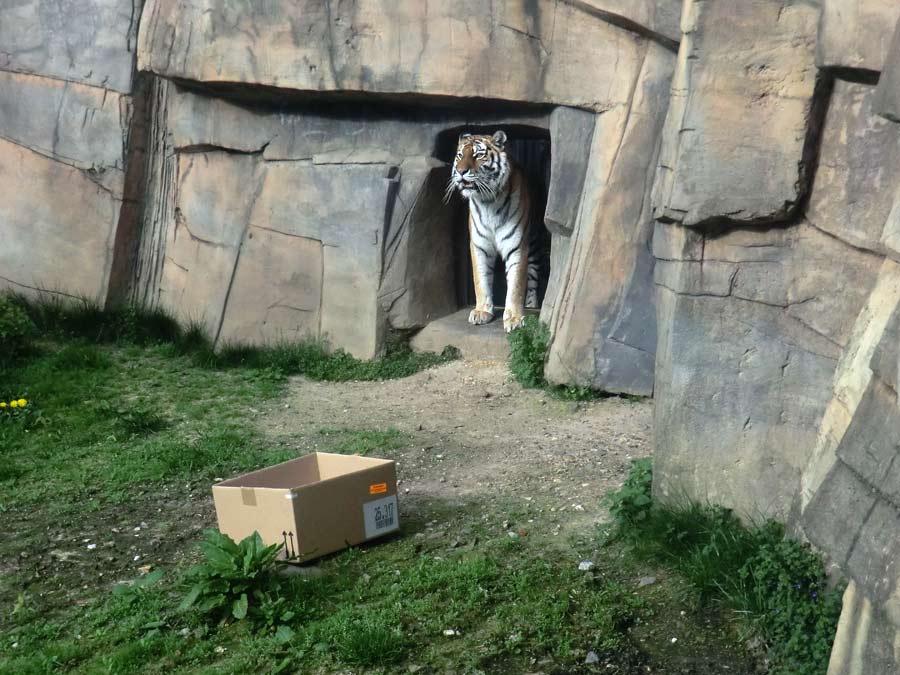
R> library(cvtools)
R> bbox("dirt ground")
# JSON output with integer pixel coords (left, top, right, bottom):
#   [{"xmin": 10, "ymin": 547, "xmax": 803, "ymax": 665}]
[{"xmin": 267, "ymin": 359, "xmax": 652, "ymax": 546}]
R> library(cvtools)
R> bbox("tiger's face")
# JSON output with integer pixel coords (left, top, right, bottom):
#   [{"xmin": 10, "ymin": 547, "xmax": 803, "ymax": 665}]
[{"xmin": 449, "ymin": 130, "xmax": 510, "ymax": 202}]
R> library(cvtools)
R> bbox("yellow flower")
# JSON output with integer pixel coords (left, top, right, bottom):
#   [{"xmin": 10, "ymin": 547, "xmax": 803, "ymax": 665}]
[
  {"xmin": 9, "ymin": 401, "xmax": 17, "ymax": 408},
  {"xmin": 0, "ymin": 402, "xmax": 6, "ymax": 408},
  {"xmin": 17, "ymin": 399, "xmax": 26, "ymax": 407}
]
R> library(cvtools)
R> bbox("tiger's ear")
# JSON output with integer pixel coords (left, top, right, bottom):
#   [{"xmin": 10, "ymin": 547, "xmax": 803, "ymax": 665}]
[
  {"xmin": 491, "ymin": 130, "xmax": 507, "ymax": 147},
  {"xmin": 458, "ymin": 133, "xmax": 472, "ymax": 144}
]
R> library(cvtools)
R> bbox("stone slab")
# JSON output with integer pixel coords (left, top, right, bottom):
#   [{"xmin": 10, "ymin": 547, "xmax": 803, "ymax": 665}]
[
  {"xmin": 544, "ymin": 42, "xmax": 675, "ymax": 396},
  {"xmin": 808, "ymin": 80, "xmax": 900, "ymax": 255},
  {"xmin": 411, "ymin": 309, "xmax": 510, "ymax": 362},
  {"xmin": 875, "ymin": 17, "xmax": 900, "ymax": 123},
  {"xmin": 652, "ymin": 0, "xmax": 819, "ymax": 227},
  {"xmin": 545, "ymin": 106, "xmax": 596, "ymax": 236},
  {"xmin": 218, "ymin": 227, "xmax": 324, "ymax": 345},
  {"xmin": 0, "ymin": 71, "xmax": 129, "ymax": 184},
  {"xmin": 836, "ymin": 377, "xmax": 900, "ymax": 508},
  {"xmin": 652, "ymin": 221, "xmax": 881, "ymax": 520},
  {"xmin": 0, "ymin": 0, "xmax": 141, "ymax": 93},
  {"xmin": 870, "ymin": 304, "xmax": 900, "ymax": 393},
  {"xmin": 138, "ymin": 0, "xmax": 646, "ymax": 111},
  {"xmin": 156, "ymin": 150, "xmax": 398, "ymax": 358},
  {"xmin": 380, "ymin": 160, "xmax": 458, "ymax": 330},
  {"xmin": 818, "ymin": 0, "xmax": 900, "ymax": 73},
  {"xmin": 0, "ymin": 138, "xmax": 120, "ymax": 300},
  {"xmin": 827, "ymin": 581, "xmax": 900, "ymax": 675}
]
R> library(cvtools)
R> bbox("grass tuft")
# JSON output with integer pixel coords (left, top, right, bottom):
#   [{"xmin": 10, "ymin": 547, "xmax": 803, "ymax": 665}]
[
  {"xmin": 7, "ymin": 293, "xmax": 456, "ymax": 383},
  {"xmin": 507, "ymin": 316, "xmax": 625, "ymax": 401},
  {"xmin": 606, "ymin": 459, "xmax": 844, "ymax": 675},
  {"xmin": 317, "ymin": 427, "xmax": 408, "ymax": 455},
  {"xmin": 507, "ymin": 315, "xmax": 550, "ymax": 389}
]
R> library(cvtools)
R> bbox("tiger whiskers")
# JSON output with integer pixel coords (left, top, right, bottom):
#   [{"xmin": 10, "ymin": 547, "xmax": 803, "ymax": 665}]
[
  {"xmin": 443, "ymin": 178, "xmax": 457, "ymax": 204},
  {"xmin": 475, "ymin": 177, "xmax": 497, "ymax": 201}
]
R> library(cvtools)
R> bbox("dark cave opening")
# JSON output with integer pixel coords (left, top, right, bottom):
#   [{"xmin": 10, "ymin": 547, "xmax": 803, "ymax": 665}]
[{"xmin": 434, "ymin": 125, "xmax": 553, "ymax": 312}]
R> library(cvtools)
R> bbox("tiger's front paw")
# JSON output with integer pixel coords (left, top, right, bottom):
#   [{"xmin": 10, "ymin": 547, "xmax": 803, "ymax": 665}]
[
  {"xmin": 469, "ymin": 308, "xmax": 495, "ymax": 325},
  {"xmin": 503, "ymin": 310, "xmax": 526, "ymax": 333}
]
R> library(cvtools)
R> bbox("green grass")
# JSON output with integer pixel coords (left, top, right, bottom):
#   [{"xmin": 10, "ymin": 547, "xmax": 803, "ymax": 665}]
[
  {"xmin": 0, "ymin": 303, "xmax": 758, "ymax": 673},
  {"xmin": 5, "ymin": 293, "xmax": 458, "ymax": 383},
  {"xmin": 2, "ymin": 504, "xmax": 646, "ymax": 674},
  {"xmin": 316, "ymin": 427, "xmax": 409, "ymax": 455},
  {"xmin": 0, "ymin": 317, "xmax": 646, "ymax": 673},
  {"xmin": 606, "ymin": 460, "xmax": 844, "ymax": 675},
  {"xmin": 507, "ymin": 316, "xmax": 639, "ymax": 401}
]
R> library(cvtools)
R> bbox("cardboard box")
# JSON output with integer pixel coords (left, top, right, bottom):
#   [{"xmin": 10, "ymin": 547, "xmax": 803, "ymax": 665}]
[{"xmin": 212, "ymin": 452, "xmax": 400, "ymax": 562}]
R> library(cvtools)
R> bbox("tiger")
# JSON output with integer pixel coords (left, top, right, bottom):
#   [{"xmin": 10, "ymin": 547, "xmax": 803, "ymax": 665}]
[{"xmin": 446, "ymin": 130, "xmax": 541, "ymax": 333}]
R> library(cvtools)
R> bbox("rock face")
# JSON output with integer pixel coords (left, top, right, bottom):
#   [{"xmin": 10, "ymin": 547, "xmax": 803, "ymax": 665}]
[
  {"xmin": 652, "ymin": 0, "xmax": 820, "ymax": 227},
  {"xmin": 544, "ymin": 43, "xmax": 675, "ymax": 395},
  {"xmin": 818, "ymin": 0, "xmax": 900, "ymax": 72},
  {"xmin": 138, "ymin": 0, "xmax": 650, "ymax": 112},
  {"xmin": 650, "ymin": 4, "xmax": 900, "ymax": 673},
  {"xmin": 0, "ymin": 0, "xmax": 144, "ymax": 304},
  {"xmin": 127, "ymin": 4, "xmax": 672, "ymax": 374}
]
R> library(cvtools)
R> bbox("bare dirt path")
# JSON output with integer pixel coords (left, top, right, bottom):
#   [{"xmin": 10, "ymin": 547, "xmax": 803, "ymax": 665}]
[{"xmin": 265, "ymin": 359, "xmax": 652, "ymax": 544}]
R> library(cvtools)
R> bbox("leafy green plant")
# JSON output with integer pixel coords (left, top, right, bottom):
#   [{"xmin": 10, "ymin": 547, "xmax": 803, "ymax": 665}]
[
  {"xmin": 507, "ymin": 315, "xmax": 550, "ymax": 388},
  {"xmin": 605, "ymin": 458, "xmax": 653, "ymax": 527},
  {"xmin": 0, "ymin": 295, "xmax": 37, "ymax": 364},
  {"xmin": 732, "ymin": 536, "xmax": 844, "ymax": 675},
  {"xmin": 180, "ymin": 530, "xmax": 295, "ymax": 631},
  {"xmin": 605, "ymin": 460, "xmax": 844, "ymax": 675},
  {"xmin": 507, "ymin": 317, "xmax": 610, "ymax": 400}
]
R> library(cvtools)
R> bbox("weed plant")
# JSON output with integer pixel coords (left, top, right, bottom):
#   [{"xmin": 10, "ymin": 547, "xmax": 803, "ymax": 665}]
[
  {"xmin": 507, "ymin": 316, "xmax": 628, "ymax": 401},
  {"xmin": 606, "ymin": 459, "xmax": 844, "ymax": 675}
]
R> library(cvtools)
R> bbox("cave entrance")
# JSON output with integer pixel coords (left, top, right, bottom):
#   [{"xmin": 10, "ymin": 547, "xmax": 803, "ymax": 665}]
[
  {"xmin": 410, "ymin": 125, "xmax": 552, "ymax": 357},
  {"xmin": 437, "ymin": 125, "xmax": 552, "ymax": 313}
]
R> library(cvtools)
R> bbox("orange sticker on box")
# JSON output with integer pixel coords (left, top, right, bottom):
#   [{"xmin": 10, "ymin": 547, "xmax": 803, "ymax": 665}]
[{"xmin": 369, "ymin": 482, "xmax": 388, "ymax": 495}]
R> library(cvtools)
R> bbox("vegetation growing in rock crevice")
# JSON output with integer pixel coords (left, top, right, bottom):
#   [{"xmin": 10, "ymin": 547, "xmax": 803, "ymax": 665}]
[
  {"xmin": 606, "ymin": 459, "xmax": 845, "ymax": 675},
  {"xmin": 507, "ymin": 316, "xmax": 632, "ymax": 401}
]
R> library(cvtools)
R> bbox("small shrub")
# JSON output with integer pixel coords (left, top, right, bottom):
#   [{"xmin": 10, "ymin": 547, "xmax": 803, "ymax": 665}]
[
  {"xmin": 605, "ymin": 460, "xmax": 844, "ymax": 675},
  {"xmin": 605, "ymin": 458, "xmax": 653, "ymax": 527},
  {"xmin": 507, "ymin": 315, "xmax": 549, "ymax": 388},
  {"xmin": 0, "ymin": 296, "xmax": 37, "ymax": 363},
  {"xmin": 180, "ymin": 530, "xmax": 296, "ymax": 631},
  {"xmin": 733, "ymin": 536, "xmax": 844, "ymax": 675}
]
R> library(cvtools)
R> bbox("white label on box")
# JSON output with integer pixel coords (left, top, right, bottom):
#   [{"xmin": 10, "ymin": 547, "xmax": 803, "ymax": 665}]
[{"xmin": 363, "ymin": 495, "xmax": 399, "ymax": 539}]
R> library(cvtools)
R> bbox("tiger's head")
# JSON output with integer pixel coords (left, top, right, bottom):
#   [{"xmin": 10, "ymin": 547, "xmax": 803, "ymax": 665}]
[{"xmin": 446, "ymin": 130, "xmax": 510, "ymax": 203}]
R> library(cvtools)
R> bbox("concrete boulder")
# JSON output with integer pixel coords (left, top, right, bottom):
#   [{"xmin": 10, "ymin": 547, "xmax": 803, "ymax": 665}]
[
  {"xmin": 0, "ymin": 0, "xmax": 144, "ymax": 304},
  {"xmin": 818, "ymin": 0, "xmax": 900, "ymax": 73},
  {"xmin": 652, "ymin": 0, "xmax": 820, "ymax": 227},
  {"xmin": 137, "ymin": 0, "xmax": 652, "ymax": 111},
  {"xmin": 544, "ymin": 43, "xmax": 676, "ymax": 396}
]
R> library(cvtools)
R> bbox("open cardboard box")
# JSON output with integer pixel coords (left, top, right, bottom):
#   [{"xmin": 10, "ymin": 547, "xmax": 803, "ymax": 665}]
[{"xmin": 212, "ymin": 452, "xmax": 399, "ymax": 563}]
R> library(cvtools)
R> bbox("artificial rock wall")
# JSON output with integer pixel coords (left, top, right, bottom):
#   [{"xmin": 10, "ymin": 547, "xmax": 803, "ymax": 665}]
[
  {"xmin": 0, "ymin": 0, "xmax": 145, "ymax": 305},
  {"xmin": 1, "ymin": 0, "xmax": 681, "ymax": 395},
  {"xmin": 649, "ymin": 1, "xmax": 900, "ymax": 672},
  {"xmin": 2, "ymin": 1, "xmax": 900, "ymax": 670}
]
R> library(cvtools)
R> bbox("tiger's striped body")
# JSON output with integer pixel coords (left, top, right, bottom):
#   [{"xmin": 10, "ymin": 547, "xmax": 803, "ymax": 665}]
[{"xmin": 449, "ymin": 131, "xmax": 540, "ymax": 332}]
